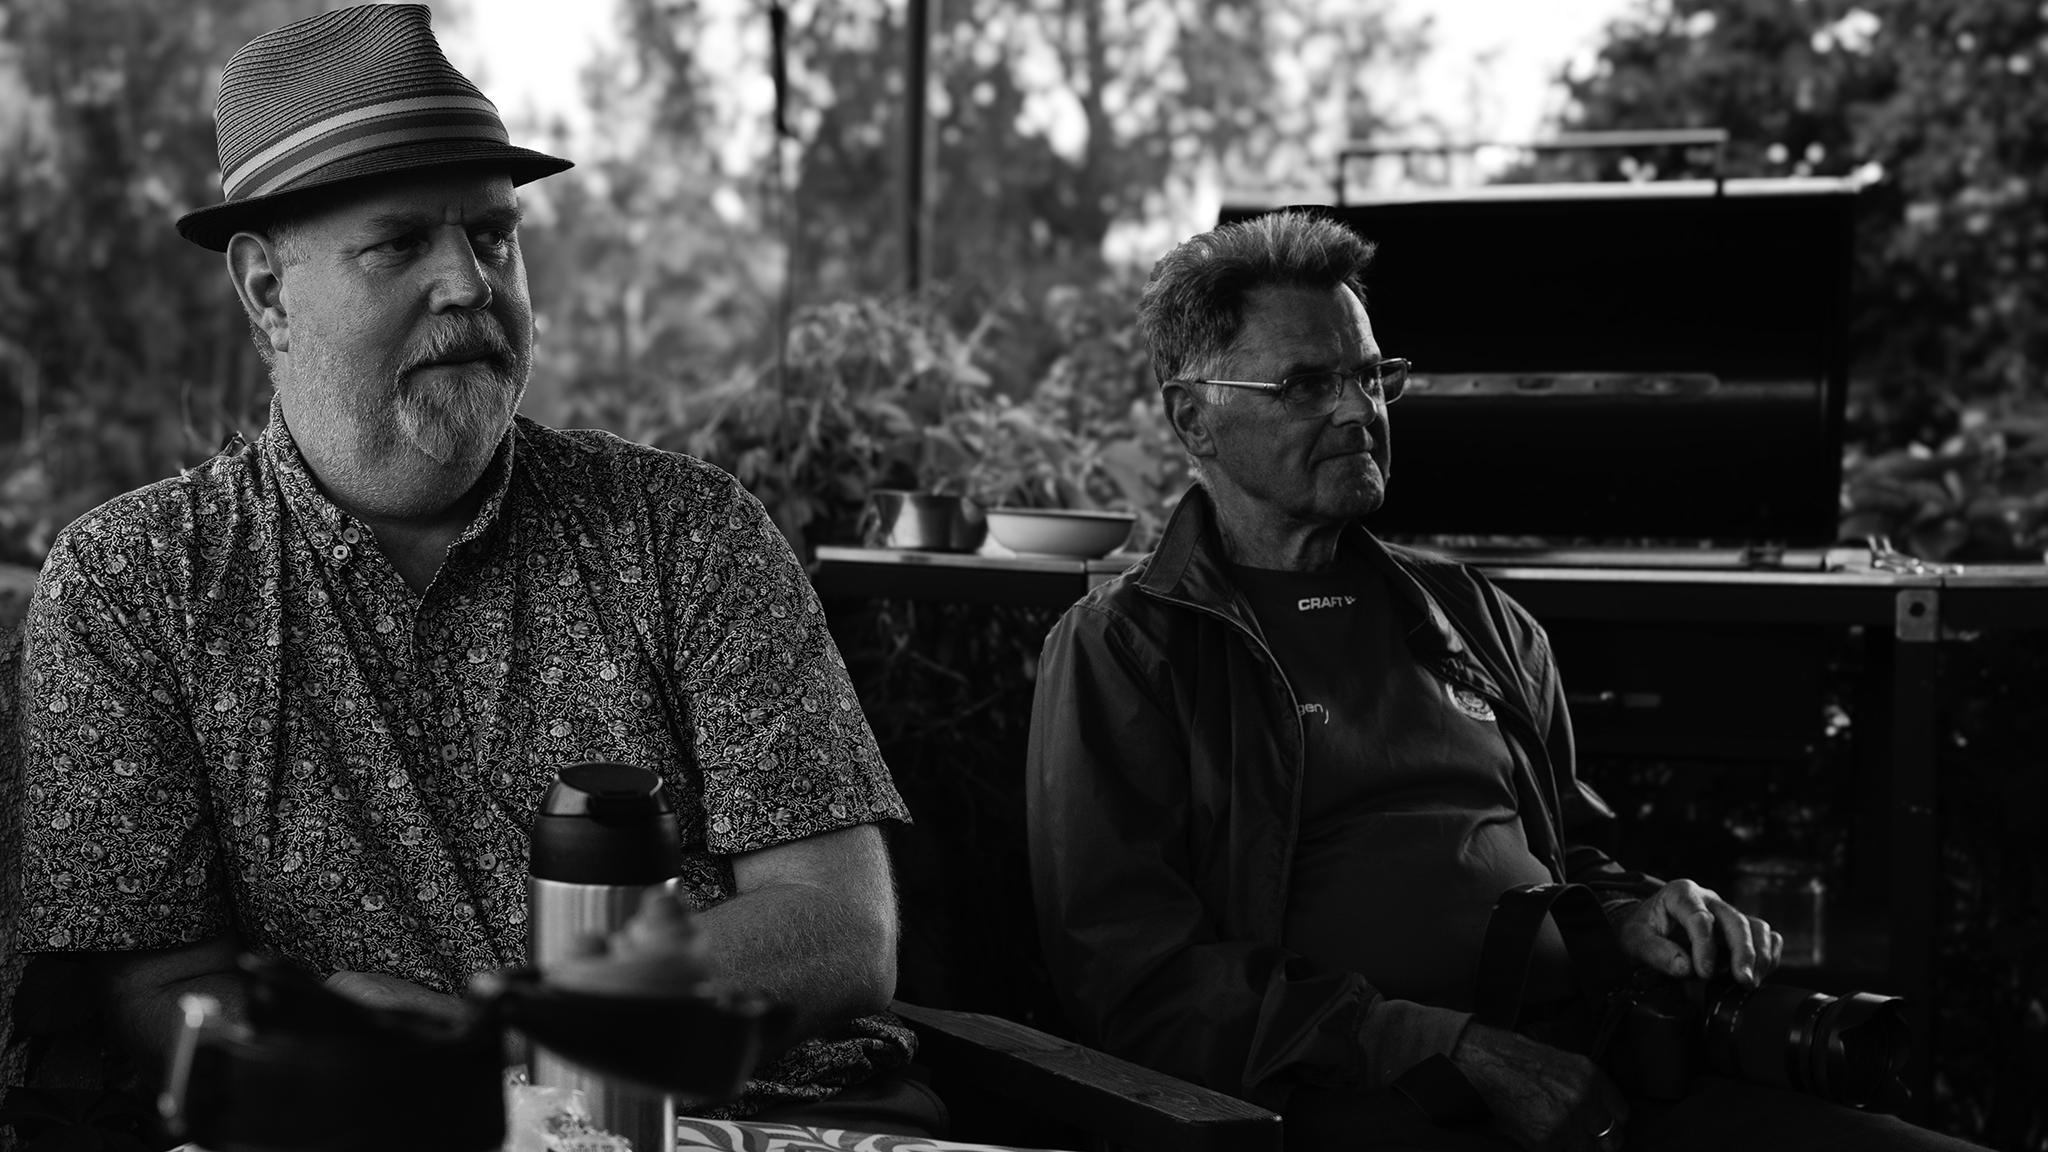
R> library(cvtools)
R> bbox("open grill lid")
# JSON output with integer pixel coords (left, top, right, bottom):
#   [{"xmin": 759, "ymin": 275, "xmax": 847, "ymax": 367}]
[{"xmin": 1219, "ymin": 178, "xmax": 1860, "ymax": 549}]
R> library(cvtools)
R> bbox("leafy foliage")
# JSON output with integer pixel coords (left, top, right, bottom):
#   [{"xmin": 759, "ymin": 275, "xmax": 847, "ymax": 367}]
[
  {"xmin": 1841, "ymin": 401, "xmax": 2048, "ymax": 563},
  {"xmin": 513, "ymin": 0, "xmax": 784, "ymax": 430},
  {"xmin": 564, "ymin": 281, "xmax": 1186, "ymax": 557},
  {"xmin": 0, "ymin": 0, "xmax": 320, "ymax": 565}
]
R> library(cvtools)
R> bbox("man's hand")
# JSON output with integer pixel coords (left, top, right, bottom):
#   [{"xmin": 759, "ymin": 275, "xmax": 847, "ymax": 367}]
[
  {"xmin": 324, "ymin": 970, "xmax": 466, "ymax": 1018},
  {"xmin": 545, "ymin": 888, "xmax": 716, "ymax": 998},
  {"xmin": 1450, "ymin": 1022, "xmax": 1627, "ymax": 1151},
  {"xmin": 1617, "ymin": 879, "xmax": 1784, "ymax": 988}
]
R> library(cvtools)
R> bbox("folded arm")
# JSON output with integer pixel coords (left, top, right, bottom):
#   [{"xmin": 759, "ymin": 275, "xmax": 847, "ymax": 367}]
[
  {"xmin": 694, "ymin": 822, "xmax": 898, "ymax": 1042},
  {"xmin": 89, "ymin": 935, "xmax": 249, "ymax": 1086},
  {"xmin": 321, "ymin": 824, "xmax": 899, "ymax": 1044},
  {"xmin": 22, "ymin": 529, "xmax": 253, "ymax": 1080}
]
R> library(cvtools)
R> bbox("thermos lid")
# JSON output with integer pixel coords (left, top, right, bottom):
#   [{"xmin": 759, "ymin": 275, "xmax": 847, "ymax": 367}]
[
  {"xmin": 539, "ymin": 761, "xmax": 674, "ymax": 819},
  {"xmin": 530, "ymin": 761, "xmax": 682, "ymax": 885}
]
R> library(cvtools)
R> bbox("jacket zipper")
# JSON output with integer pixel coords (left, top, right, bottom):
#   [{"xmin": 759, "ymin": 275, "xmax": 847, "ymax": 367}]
[{"xmin": 1139, "ymin": 585, "xmax": 1310, "ymax": 916}]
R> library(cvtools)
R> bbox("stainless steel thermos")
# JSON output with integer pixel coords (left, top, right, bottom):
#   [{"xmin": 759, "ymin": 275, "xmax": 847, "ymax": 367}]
[{"xmin": 529, "ymin": 761, "xmax": 684, "ymax": 1152}]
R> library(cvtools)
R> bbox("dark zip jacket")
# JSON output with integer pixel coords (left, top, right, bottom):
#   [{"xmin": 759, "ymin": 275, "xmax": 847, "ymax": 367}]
[{"xmin": 1025, "ymin": 487, "xmax": 1663, "ymax": 1110}]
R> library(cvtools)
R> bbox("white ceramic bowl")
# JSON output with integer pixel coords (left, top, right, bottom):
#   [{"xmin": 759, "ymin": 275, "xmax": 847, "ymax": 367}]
[{"xmin": 985, "ymin": 508, "xmax": 1136, "ymax": 559}]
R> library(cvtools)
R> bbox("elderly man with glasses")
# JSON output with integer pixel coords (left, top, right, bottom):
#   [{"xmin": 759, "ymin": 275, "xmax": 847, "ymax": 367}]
[{"xmin": 1024, "ymin": 210, "xmax": 1983, "ymax": 1151}]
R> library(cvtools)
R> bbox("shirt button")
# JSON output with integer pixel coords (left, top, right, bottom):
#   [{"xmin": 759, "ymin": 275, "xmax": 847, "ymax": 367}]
[
  {"xmin": 341, "ymin": 527, "xmax": 361, "ymax": 544},
  {"xmin": 331, "ymin": 544, "xmax": 351, "ymax": 562}
]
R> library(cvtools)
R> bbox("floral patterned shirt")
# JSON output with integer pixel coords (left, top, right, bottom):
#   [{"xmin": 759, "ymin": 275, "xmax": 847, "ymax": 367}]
[{"xmin": 15, "ymin": 403, "xmax": 913, "ymax": 1114}]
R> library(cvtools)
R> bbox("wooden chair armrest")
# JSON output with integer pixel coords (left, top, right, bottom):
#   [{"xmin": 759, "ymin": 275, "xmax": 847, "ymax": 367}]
[{"xmin": 889, "ymin": 1000, "xmax": 1282, "ymax": 1152}]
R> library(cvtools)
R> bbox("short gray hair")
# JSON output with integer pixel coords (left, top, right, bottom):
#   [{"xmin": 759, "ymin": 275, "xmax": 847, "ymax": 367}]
[{"xmin": 1137, "ymin": 210, "xmax": 1377, "ymax": 390}]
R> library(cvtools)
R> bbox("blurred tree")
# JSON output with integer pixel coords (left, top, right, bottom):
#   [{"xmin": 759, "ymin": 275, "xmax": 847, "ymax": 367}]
[
  {"xmin": 0, "ymin": 0, "xmax": 416, "ymax": 565},
  {"xmin": 787, "ymin": 0, "xmax": 1426, "ymax": 296},
  {"xmin": 516, "ymin": 0, "xmax": 787, "ymax": 431},
  {"xmin": 1541, "ymin": 1, "xmax": 2046, "ymax": 412},
  {"xmin": 596, "ymin": 0, "xmax": 1429, "ymax": 398},
  {"xmin": 1534, "ymin": 0, "xmax": 2048, "ymax": 563},
  {"xmin": 518, "ymin": 0, "xmax": 1432, "ymax": 550},
  {"xmin": 1541, "ymin": 1, "xmax": 2047, "ymax": 411}
]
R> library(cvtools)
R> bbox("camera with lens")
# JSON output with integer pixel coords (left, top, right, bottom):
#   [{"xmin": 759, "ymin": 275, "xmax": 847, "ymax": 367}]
[
  {"xmin": 1600, "ymin": 966, "xmax": 1912, "ymax": 1111},
  {"xmin": 1481, "ymin": 883, "xmax": 1914, "ymax": 1114},
  {"xmin": 158, "ymin": 954, "xmax": 786, "ymax": 1152}
]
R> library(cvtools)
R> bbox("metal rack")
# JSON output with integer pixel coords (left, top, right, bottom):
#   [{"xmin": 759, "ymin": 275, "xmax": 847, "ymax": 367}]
[{"xmin": 1333, "ymin": 127, "xmax": 1732, "ymax": 203}]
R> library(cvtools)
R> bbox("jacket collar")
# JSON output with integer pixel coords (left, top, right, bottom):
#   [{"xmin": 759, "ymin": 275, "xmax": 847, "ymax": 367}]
[{"xmin": 1139, "ymin": 484, "xmax": 1472, "ymax": 669}]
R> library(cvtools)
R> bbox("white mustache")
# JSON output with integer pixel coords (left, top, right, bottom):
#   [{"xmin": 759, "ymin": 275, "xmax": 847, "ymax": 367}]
[{"xmin": 404, "ymin": 317, "xmax": 513, "ymax": 376}]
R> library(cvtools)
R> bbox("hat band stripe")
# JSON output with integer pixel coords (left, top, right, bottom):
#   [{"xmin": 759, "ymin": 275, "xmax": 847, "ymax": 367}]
[
  {"xmin": 235, "ymin": 121, "xmax": 513, "ymax": 201},
  {"xmin": 222, "ymin": 94, "xmax": 504, "ymax": 197}
]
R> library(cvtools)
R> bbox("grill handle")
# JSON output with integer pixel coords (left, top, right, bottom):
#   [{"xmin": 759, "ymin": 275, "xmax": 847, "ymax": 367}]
[{"xmin": 1334, "ymin": 128, "xmax": 1729, "ymax": 202}]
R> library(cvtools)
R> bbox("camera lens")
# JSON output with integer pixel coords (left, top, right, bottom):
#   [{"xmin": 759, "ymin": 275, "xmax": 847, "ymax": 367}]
[
  {"xmin": 1807, "ymin": 992, "xmax": 1912, "ymax": 1108},
  {"xmin": 1699, "ymin": 982, "xmax": 1910, "ymax": 1109}
]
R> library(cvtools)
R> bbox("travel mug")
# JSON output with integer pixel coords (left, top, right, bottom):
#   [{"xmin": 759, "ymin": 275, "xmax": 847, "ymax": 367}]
[{"xmin": 528, "ymin": 761, "xmax": 684, "ymax": 1152}]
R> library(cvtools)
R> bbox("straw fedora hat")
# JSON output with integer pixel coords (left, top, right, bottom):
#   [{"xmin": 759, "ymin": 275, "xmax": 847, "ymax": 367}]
[{"xmin": 176, "ymin": 3, "xmax": 572, "ymax": 251}]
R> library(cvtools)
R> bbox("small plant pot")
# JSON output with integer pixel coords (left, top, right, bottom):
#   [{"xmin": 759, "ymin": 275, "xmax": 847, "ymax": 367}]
[{"xmin": 858, "ymin": 490, "xmax": 987, "ymax": 552}]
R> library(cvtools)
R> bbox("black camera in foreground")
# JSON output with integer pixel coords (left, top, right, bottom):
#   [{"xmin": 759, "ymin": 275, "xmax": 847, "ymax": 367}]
[
  {"xmin": 159, "ymin": 955, "xmax": 786, "ymax": 1152},
  {"xmin": 1603, "ymin": 967, "xmax": 1913, "ymax": 1111},
  {"xmin": 1480, "ymin": 883, "xmax": 1914, "ymax": 1114}
]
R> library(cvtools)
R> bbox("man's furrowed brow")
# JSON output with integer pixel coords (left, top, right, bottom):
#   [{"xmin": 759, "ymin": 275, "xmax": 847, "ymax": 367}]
[
  {"xmin": 474, "ymin": 205, "xmax": 526, "ymax": 231},
  {"xmin": 356, "ymin": 210, "xmax": 430, "ymax": 237},
  {"xmin": 357, "ymin": 205, "xmax": 525, "ymax": 235},
  {"xmin": 1275, "ymin": 357, "xmax": 1330, "ymax": 380}
]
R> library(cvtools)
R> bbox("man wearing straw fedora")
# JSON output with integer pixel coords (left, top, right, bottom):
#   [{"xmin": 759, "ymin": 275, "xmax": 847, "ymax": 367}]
[{"xmin": 5, "ymin": 4, "xmax": 937, "ymax": 1144}]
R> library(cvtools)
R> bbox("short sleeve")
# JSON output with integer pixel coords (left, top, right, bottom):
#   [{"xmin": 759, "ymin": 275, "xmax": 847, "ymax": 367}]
[
  {"xmin": 670, "ymin": 479, "xmax": 906, "ymax": 856},
  {"xmin": 16, "ymin": 523, "xmax": 228, "ymax": 953}
]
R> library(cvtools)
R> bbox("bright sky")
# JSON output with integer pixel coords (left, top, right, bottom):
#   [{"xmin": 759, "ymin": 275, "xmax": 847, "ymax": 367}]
[
  {"xmin": 443, "ymin": 0, "xmax": 1646, "ymax": 148},
  {"xmin": 441, "ymin": 1, "xmax": 618, "ymax": 137},
  {"xmin": 1395, "ymin": 0, "xmax": 1648, "ymax": 140}
]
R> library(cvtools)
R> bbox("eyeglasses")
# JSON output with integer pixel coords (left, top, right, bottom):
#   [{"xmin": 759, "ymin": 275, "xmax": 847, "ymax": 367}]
[{"xmin": 1184, "ymin": 358, "xmax": 1411, "ymax": 417}]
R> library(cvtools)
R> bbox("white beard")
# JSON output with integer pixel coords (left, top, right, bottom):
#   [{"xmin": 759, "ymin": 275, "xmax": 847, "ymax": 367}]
[{"xmin": 395, "ymin": 370, "xmax": 521, "ymax": 465}]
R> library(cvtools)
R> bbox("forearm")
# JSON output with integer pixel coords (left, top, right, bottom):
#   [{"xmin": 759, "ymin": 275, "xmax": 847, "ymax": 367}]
[
  {"xmin": 1562, "ymin": 844, "xmax": 1665, "ymax": 914},
  {"xmin": 81, "ymin": 933, "xmax": 251, "ymax": 1092},
  {"xmin": 1356, "ymin": 996, "xmax": 1474, "ymax": 1090},
  {"xmin": 95, "ymin": 960, "xmax": 249, "ymax": 1090},
  {"xmin": 1450, "ymin": 1020, "xmax": 1627, "ymax": 1149},
  {"xmin": 694, "ymin": 880, "xmax": 896, "ymax": 1042}
]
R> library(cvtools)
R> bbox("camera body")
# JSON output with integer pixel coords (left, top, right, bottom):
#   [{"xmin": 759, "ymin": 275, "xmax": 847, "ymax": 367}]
[
  {"xmin": 1478, "ymin": 884, "xmax": 1913, "ymax": 1114},
  {"xmin": 1603, "ymin": 968, "xmax": 1912, "ymax": 1111}
]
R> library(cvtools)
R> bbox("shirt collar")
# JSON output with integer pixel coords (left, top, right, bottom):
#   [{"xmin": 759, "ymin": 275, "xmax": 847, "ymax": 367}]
[
  {"xmin": 1141, "ymin": 483, "xmax": 1470, "ymax": 663},
  {"xmin": 256, "ymin": 397, "xmax": 521, "ymax": 567}
]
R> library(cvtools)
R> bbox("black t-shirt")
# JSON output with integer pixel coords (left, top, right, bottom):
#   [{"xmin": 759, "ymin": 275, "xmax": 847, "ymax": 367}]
[{"xmin": 1231, "ymin": 555, "xmax": 1569, "ymax": 1011}]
